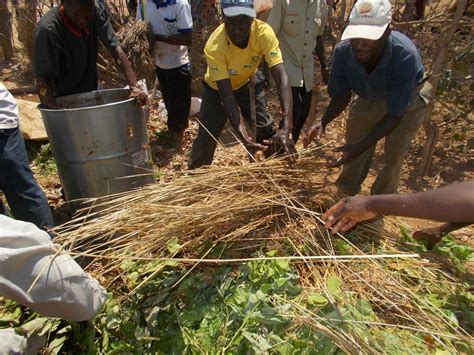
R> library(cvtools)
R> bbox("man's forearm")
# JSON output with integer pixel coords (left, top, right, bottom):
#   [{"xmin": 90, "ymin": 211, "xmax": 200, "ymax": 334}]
[
  {"xmin": 321, "ymin": 93, "xmax": 351, "ymax": 128},
  {"xmin": 155, "ymin": 32, "xmax": 192, "ymax": 47},
  {"xmin": 112, "ymin": 46, "xmax": 137, "ymax": 88},
  {"xmin": 315, "ymin": 35, "xmax": 327, "ymax": 69},
  {"xmin": 36, "ymin": 77, "xmax": 57, "ymax": 108},
  {"xmin": 351, "ymin": 114, "xmax": 401, "ymax": 154},
  {"xmin": 368, "ymin": 181, "xmax": 474, "ymax": 223},
  {"xmin": 270, "ymin": 63, "xmax": 293, "ymax": 131},
  {"xmin": 221, "ymin": 95, "xmax": 249, "ymax": 142}
]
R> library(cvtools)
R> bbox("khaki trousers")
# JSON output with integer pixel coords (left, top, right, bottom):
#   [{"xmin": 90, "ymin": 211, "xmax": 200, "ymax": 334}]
[{"xmin": 336, "ymin": 81, "xmax": 432, "ymax": 195}]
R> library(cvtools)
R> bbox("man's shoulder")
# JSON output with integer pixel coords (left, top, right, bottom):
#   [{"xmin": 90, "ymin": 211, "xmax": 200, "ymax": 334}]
[
  {"xmin": 390, "ymin": 31, "xmax": 419, "ymax": 56},
  {"xmin": 254, "ymin": 19, "xmax": 277, "ymax": 39},
  {"xmin": 333, "ymin": 40, "xmax": 351, "ymax": 59},
  {"xmin": 37, "ymin": 7, "xmax": 61, "ymax": 33},
  {"xmin": 204, "ymin": 24, "xmax": 226, "ymax": 54}
]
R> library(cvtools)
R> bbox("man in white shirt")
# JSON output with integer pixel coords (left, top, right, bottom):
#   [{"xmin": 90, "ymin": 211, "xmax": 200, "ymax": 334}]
[
  {"xmin": 268, "ymin": 0, "xmax": 328, "ymax": 143},
  {"xmin": 0, "ymin": 83, "xmax": 54, "ymax": 230},
  {"xmin": 137, "ymin": 0, "xmax": 193, "ymax": 149}
]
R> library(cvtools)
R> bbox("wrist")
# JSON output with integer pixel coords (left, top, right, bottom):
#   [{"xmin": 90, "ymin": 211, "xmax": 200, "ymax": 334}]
[{"xmin": 366, "ymin": 196, "xmax": 380, "ymax": 216}]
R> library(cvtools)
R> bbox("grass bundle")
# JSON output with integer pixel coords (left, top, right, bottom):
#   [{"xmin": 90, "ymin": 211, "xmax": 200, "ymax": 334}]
[
  {"xmin": 117, "ymin": 19, "xmax": 156, "ymax": 87},
  {"xmin": 53, "ymin": 148, "xmax": 472, "ymax": 352}
]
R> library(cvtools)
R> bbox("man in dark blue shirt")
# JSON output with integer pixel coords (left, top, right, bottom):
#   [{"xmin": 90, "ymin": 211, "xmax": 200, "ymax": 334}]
[{"xmin": 305, "ymin": 0, "xmax": 432, "ymax": 196}]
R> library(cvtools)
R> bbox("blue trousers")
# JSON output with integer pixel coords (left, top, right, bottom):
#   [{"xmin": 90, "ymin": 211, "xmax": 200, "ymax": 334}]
[{"xmin": 0, "ymin": 127, "xmax": 54, "ymax": 230}]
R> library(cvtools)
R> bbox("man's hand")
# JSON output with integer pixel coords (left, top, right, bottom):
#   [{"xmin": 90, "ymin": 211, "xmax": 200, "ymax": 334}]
[
  {"xmin": 244, "ymin": 139, "xmax": 268, "ymax": 157},
  {"xmin": 326, "ymin": 144, "xmax": 361, "ymax": 167},
  {"xmin": 412, "ymin": 227, "xmax": 445, "ymax": 250},
  {"xmin": 263, "ymin": 128, "xmax": 297, "ymax": 164},
  {"xmin": 322, "ymin": 196, "xmax": 379, "ymax": 234},
  {"xmin": 129, "ymin": 86, "xmax": 148, "ymax": 106},
  {"xmin": 303, "ymin": 122, "xmax": 324, "ymax": 148},
  {"xmin": 321, "ymin": 66, "xmax": 329, "ymax": 85}
]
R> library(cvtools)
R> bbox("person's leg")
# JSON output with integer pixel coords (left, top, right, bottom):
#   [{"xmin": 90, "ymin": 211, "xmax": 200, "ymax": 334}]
[
  {"xmin": 371, "ymin": 83, "xmax": 431, "ymax": 195},
  {"xmin": 161, "ymin": 63, "xmax": 192, "ymax": 133},
  {"xmin": 188, "ymin": 84, "xmax": 227, "ymax": 169},
  {"xmin": 0, "ymin": 127, "xmax": 54, "ymax": 230},
  {"xmin": 155, "ymin": 66, "xmax": 171, "ymax": 123},
  {"xmin": 237, "ymin": 73, "xmax": 275, "ymax": 143},
  {"xmin": 335, "ymin": 97, "xmax": 384, "ymax": 196},
  {"xmin": 292, "ymin": 87, "xmax": 312, "ymax": 143}
]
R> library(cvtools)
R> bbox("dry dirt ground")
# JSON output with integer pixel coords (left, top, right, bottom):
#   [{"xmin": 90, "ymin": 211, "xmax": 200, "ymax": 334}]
[{"xmin": 0, "ymin": 3, "xmax": 472, "ymax": 244}]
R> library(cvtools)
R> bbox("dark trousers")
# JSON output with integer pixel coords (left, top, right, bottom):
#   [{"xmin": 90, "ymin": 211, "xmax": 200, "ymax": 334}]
[
  {"xmin": 291, "ymin": 86, "xmax": 312, "ymax": 143},
  {"xmin": 0, "ymin": 127, "xmax": 54, "ymax": 230},
  {"xmin": 188, "ymin": 76, "xmax": 274, "ymax": 169},
  {"xmin": 155, "ymin": 63, "xmax": 192, "ymax": 132}
]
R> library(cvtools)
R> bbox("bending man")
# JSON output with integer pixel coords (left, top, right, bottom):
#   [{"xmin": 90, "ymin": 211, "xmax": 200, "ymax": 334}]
[
  {"xmin": 305, "ymin": 0, "xmax": 432, "ymax": 196},
  {"xmin": 188, "ymin": 0, "xmax": 294, "ymax": 169}
]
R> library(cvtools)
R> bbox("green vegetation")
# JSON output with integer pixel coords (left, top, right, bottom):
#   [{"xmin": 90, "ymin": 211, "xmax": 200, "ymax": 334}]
[{"xmin": 1, "ymin": 233, "xmax": 472, "ymax": 354}]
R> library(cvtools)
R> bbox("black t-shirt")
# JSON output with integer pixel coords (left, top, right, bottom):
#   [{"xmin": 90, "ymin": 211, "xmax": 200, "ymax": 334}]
[{"xmin": 33, "ymin": 1, "xmax": 120, "ymax": 97}]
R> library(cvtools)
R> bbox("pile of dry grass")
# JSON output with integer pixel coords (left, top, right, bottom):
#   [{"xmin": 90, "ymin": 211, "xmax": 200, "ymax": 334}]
[
  {"xmin": 116, "ymin": 19, "xmax": 156, "ymax": 87},
  {"xmin": 54, "ymin": 148, "xmax": 472, "ymax": 352}
]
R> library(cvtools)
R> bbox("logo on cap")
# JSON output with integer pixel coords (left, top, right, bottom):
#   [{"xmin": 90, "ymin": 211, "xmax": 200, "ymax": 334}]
[{"xmin": 358, "ymin": 2, "xmax": 373, "ymax": 16}]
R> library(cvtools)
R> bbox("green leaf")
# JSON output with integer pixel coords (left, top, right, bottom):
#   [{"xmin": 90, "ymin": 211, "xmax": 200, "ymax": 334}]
[
  {"xmin": 327, "ymin": 275, "xmax": 342, "ymax": 295},
  {"xmin": 335, "ymin": 240, "xmax": 352, "ymax": 254},
  {"xmin": 275, "ymin": 259, "xmax": 290, "ymax": 271},
  {"xmin": 166, "ymin": 238, "xmax": 182, "ymax": 254},
  {"xmin": 307, "ymin": 293, "xmax": 328, "ymax": 307},
  {"xmin": 48, "ymin": 336, "xmax": 67, "ymax": 355},
  {"xmin": 275, "ymin": 277, "xmax": 288, "ymax": 288},
  {"xmin": 17, "ymin": 317, "xmax": 50, "ymax": 337},
  {"xmin": 266, "ymin": 250, "xmax": 277, "ymax": 257},
  {"xmin": 233, "ymin": 286, "xmax": 249, "ymax": 305},
  {"xmin": 242, "ymin": 331, "xmax": 272, "ymax": 352}
]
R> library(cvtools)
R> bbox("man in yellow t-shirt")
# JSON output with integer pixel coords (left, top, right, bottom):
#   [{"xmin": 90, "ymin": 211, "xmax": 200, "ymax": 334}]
[{"xmin": 188, "ymin": 0, "xmax": 294, "ymax": 169}]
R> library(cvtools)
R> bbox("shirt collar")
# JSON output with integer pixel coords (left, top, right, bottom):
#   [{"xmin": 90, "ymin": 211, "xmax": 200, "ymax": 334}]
[
  {"xmin": 347, "ymin": 34, "xmax": 393, "ymax": 71},
  {"xmin": 60, "ymin": 5, "xmax": 90, "ymax": 37}
]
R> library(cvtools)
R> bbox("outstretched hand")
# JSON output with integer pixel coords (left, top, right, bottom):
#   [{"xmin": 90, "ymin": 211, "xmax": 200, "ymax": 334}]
[
  {"xmin": 412, "ymin": 227, "xmax": 445, "ymax": 250},
  {"xmin": 263, "ymin": 128, "xmax": 297, "ymax": 164},
  {"xmin": 326, "ymin": 144, "xmax": 360, "ymax": 167},
  {"xmin": 321, "ymin": 196, "xmax": 379, "ymax": 234},
  {"xmin": 303, "ymin": 122, "xmax": 324, "ymax": 148}
]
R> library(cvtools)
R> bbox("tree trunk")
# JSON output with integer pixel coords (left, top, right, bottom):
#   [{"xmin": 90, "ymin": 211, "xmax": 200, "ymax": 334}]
[
  {"xmin": 0, "ymin": 0, "xmax": 14, "ymax": 60},
  {"xmin": 418, "ymin": 0, "xmax": 468, "ymax": 176},
  {"xmin": 17, "ymin": 0, "xmax": 38, "ymax": 62}
]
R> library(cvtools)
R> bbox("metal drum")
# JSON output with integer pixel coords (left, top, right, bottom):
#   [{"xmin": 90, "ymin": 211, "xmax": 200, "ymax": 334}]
[{"xmin": 39, "ymin": 89, "xmax": 155, "ymax": 201}]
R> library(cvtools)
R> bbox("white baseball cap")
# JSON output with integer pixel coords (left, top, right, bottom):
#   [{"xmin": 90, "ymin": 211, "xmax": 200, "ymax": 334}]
[
  {"xmin": 341, "ymin": 0, "xmax": 392, "ymax": 41},
  {"xmin": 221, "ymin": 0, "xmax": 256, "ymax": 18}
]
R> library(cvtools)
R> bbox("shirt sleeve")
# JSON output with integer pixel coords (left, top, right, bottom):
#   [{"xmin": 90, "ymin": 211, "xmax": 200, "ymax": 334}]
[
  {"xmin": 266, "ymin": 0, "xmax": 283, "ymax": 36},
  {"xmin": 0, "ymin": 215, "xmax": 107, "ymax": 322},
  {"xmin": 387, "ymin": 53, "xmax": 418, "ymax": 117},
  {"xmin": 33, "ymin": 23, "xmax": 61, "ymax": 80},
  {"xmin": 261, "ymin": 24, "xmax": 283, "ymax": 68},
  {"xmin": 327, "ymin": 45, "xmax": 351, "ymax": 98},
  {"xmin": 318, "ymin": 2, "xmax": 328, "ymax": 36},
  {"xmin": 177, "ymin": 0, "xmax": 193, "ymax": 33},
  {"xmin": 205, "ymin": 40, "xmax": 230, "ymax": 82},
  {"xmin": 96, "ymin": 1, "xmax": 121, "ymax": 52}
]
